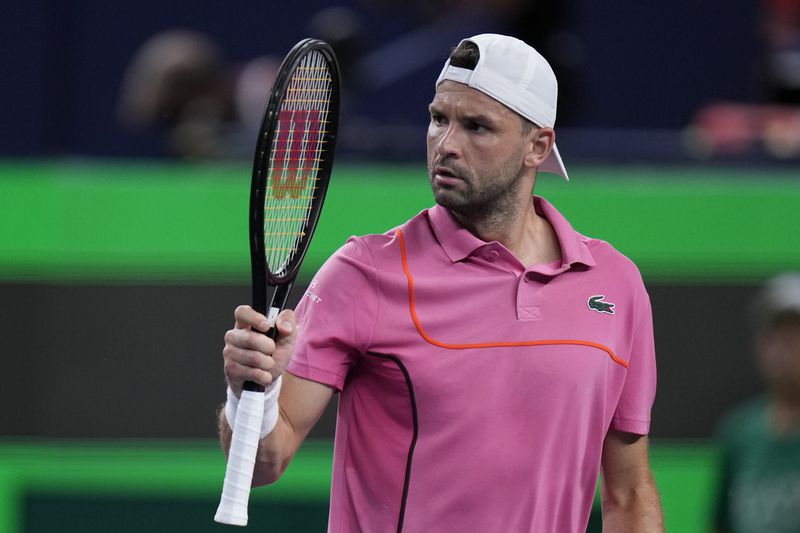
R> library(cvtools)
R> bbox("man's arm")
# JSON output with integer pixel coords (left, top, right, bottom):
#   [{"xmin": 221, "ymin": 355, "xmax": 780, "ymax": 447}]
[
  {"xmin": 600, "ymin": 428, "xmax": 664, "ymax": 532},
  {"xmin": 218, "ymin": 306, "xmax": 334, "ymax": 486}
]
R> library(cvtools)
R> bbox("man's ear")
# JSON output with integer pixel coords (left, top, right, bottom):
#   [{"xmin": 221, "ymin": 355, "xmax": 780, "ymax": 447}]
[{"xmin": 524, "ymin": 127, "xmax": 555, "ymax": 168}]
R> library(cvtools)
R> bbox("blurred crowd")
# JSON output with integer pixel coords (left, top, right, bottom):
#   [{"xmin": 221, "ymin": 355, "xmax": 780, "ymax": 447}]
[
  {"xmin": 117, "ymin": 1, "xmax": 800, "ymax": 164},
  {"xmin": 687, "ymin": 0, "xmax": 800, "ymax": 160},
  {"xmin": 116, "ymin": 0, "xmax": 578, "ymax": 159}
]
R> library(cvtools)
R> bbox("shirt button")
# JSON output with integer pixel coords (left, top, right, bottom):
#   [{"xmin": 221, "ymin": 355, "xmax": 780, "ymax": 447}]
[{"xmin": 486, "ymin": 250, "xmax": 500, "ymax": 262}]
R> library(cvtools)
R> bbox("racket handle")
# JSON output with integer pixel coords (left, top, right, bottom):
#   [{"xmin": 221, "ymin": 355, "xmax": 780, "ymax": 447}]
[{"xmin": 215, "ymin": 389, "xmax": 266, "ymax": 526}]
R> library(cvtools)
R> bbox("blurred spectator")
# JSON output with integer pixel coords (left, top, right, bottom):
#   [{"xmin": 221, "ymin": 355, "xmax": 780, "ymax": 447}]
[
  {"xmin": 685, "ymin": 103, "xmax": 800, "ymax": 159},
  {"xmin": 686, "ymin": 1, "xmax": 800, "ymax": 159},
  {"xmin": 760, "ymin": 0, "xmax": 800, "ymax": 104},
  {"xmin": 117, "ymin": 30, "xmax": 279, "ymax": 159},
  {"xmin": 117, "ymin": 3, "xmax": 577, "ymax": 160},
  {"xmin": 713, "ymin": 273, "xmax": 800, "ymax": 532}
]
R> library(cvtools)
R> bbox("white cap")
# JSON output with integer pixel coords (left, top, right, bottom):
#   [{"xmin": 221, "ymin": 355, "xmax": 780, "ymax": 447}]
[
  {"xmin": 436, "ymin": 33, "xmax": 568, "ymax": 181},
  {"xmin": 752, "ymin": 272, "xmax": 800, "ymax": 330}
]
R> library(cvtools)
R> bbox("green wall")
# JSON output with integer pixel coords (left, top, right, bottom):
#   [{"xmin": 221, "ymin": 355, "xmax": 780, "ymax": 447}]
[
  {"xmin": 2, "ymin": 160, "xmax": 799, "ymax": 282},
  {"xmin": 0, "ymin": 440, "xmax": 716, "ymax": 533}
]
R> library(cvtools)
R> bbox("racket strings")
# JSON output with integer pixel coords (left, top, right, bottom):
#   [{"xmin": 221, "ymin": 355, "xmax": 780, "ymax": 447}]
[{"xmin": 263, "ymin": 50, "xmax": 332, "ymax": 277}]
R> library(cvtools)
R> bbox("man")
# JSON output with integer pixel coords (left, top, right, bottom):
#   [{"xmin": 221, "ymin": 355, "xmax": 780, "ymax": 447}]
[
  {"xmin": 714, "ymin": 272, "xmax": 800, "ymax": 532},
  {"xmin": 220, "ymin": 34, "xmax": 663, "ymax": 532}
]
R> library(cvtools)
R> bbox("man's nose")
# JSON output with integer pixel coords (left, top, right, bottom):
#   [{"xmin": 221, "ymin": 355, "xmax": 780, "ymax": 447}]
[{"xmin": 435, "ymin": 124, "xmax": 462, "ymax": 159}]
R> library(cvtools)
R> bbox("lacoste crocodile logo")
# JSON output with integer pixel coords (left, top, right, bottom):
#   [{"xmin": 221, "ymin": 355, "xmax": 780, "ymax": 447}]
[{"xmin": 588, "ymin": 295, "xmax": 615, "ymax": 314}]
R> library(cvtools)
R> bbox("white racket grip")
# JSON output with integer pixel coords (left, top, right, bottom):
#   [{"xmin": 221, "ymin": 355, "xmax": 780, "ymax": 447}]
[{"xmin": 215, "ymin": 389, "xmax": 265, "ymax": 526}]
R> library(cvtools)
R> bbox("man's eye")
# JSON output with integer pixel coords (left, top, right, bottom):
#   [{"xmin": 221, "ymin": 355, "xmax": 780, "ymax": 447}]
[
  {"xmin": 431, "ymin": 114, "xmax": 446, "ymax": 125},
  {"xmin": 467, "ymin": 121, "xmax": 485, "ymax": 132}
]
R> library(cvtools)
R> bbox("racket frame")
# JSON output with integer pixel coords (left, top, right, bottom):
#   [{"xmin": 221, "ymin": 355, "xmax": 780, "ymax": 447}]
[
  {"xmin": 249, "ymin": 38, "xmax": 340, "ymax": 333},
  {"xmin": 215, "ymin": 38, "xmax": 340, "ymax": 528}
]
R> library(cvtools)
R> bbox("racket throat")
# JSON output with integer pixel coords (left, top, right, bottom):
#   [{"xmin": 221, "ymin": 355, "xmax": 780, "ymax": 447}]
[{"xmin": 265, "ymin": 281, "xmax": 293, "ymax": 338}]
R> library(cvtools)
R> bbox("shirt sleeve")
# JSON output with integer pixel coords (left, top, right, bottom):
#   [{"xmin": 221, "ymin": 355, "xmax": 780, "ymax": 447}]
[
  {"xmin": 286, "ymin": 237, "xmax": 379, "ymax": 391},
  {"xmin": 610, "ymin": 286, "xmax": 657, "ymax": 435}
]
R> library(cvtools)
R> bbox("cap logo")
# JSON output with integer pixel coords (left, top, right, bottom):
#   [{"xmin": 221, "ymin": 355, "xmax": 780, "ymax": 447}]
[{"xmin": 588, "ymin": 295, "xmax": 615, "ymax": 315}]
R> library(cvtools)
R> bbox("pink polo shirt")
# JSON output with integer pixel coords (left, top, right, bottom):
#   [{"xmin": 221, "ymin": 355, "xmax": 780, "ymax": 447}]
[{"xmin": 287, "ymin": 196, "xmax": 657, "ymax": 533}]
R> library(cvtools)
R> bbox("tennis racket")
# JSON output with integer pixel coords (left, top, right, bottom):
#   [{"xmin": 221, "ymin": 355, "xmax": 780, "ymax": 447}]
[{"xmin": 214, "ymin": 38, "xmax": 340, "ymax": 527}]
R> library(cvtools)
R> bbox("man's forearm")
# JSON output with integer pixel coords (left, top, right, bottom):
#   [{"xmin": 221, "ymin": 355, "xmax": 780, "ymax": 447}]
[
  {"xmin": 217, "ymin": 373, "xmax": 334, "ymax": 488},
  {"xmin": 601, "ymin": 472, "xmax": 664, "ymax": 532}
]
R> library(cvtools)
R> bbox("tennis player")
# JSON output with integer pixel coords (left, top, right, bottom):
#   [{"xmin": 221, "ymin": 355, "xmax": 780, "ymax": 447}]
[{"xmin": 220, "ymin": 33, "xmax": 663, "ymax": 532}]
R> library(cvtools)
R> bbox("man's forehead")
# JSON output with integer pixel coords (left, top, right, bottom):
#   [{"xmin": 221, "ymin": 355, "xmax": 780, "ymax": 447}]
[{"xmin": 431, "ymin": 80, "xmax": 513, "ymax": 116}]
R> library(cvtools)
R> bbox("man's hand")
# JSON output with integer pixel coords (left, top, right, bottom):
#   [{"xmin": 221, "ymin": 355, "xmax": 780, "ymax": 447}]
[
  {"xmin": 222, "ymin": 305, "xmax": 297, "ymax": 396},
  {"xmin": 218, "ymin": 305, "xmax": 332, "ymax": 486}
]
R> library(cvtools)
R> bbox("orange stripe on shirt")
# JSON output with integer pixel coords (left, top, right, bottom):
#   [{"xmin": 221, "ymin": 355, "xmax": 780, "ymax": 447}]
[{"xmin": 395, "ymin": 229, "xmax": 629, "ymax": 369}]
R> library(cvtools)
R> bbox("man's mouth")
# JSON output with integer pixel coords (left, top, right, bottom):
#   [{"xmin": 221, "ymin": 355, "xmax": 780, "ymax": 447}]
[{"xmin": 433, "ymin": 166, "xmax": 461, "ymax": 183}]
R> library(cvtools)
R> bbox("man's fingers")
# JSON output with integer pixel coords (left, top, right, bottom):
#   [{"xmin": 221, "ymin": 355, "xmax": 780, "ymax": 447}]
[
  {"xmin": 233, "ymin": 305, "xmax": 271, "ymax": 332},
  {"xmin": 223, "ymin": 359, "xmax": 276, "ymax": 389},
  {"xmin": 272, "ymin": 309, "xmax": 297, "ymax": 368},
  {"xmin": 225, "ymin": 307, "xmax": 297, "ymax": 393},
  {"xmin": 222, "ymin": 339, "xmax": 280, "ymax": 389},
  {"xmin": 275, "ymin": 309, "xmax": 296, "ymax": 338},
  {"xmin": 222, "ymin": 343, "xmax": 276, "ymax": 371},
  {"xmin": 224, "ymin": 328, "xmax": 275, "ymax": 355}
]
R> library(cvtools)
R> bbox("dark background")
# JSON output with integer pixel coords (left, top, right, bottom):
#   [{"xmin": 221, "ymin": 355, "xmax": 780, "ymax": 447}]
[
  {"xmin": 2, "ymin": 0, "xmax": 761, "ymax": 158},
  {"xmin": 0, "ymin": 281, "xmax": 763, "ymax": 439}
]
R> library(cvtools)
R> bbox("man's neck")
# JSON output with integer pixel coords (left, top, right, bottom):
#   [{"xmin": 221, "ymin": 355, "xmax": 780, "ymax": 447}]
[{"xmin": 451, "ymin": 199, "xmax": 562, "ymax": 267}]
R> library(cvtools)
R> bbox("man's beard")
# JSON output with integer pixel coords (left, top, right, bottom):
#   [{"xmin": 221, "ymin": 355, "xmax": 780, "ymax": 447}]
[{"xmin": 428, "ymin": 157, "xmax": 526, "ymax": 227}]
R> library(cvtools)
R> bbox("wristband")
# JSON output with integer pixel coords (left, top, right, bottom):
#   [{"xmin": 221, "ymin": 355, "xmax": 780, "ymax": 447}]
[{"xmin": 225, "ymin": 375, "xmax": 283, "ymax": 438}]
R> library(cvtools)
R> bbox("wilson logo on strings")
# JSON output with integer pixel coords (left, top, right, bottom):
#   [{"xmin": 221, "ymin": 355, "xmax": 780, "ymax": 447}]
[{"xmin": 270, "ymin": 109, "xmax": 323, "ymax": 199}]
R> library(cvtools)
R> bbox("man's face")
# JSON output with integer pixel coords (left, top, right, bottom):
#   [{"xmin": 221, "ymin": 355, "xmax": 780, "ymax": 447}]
[
  {"xmin": 757, "ymin": 313, "xmax": 800, "ymax": 400},
  {"xmin": 426, "ymin": 81, "xmax": 536, "ymax": 219}
]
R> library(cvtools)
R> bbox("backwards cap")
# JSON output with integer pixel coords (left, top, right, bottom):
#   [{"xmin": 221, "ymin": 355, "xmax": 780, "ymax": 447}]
[{"xmin": 436, "ymin": 33, "xmax": 568, "ymax": 181}]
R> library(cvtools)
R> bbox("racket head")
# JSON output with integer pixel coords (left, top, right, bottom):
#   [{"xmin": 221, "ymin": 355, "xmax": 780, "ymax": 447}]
[{"xmin": 249, "ymin": 38, "xmax": 340, "ymax": 315}]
